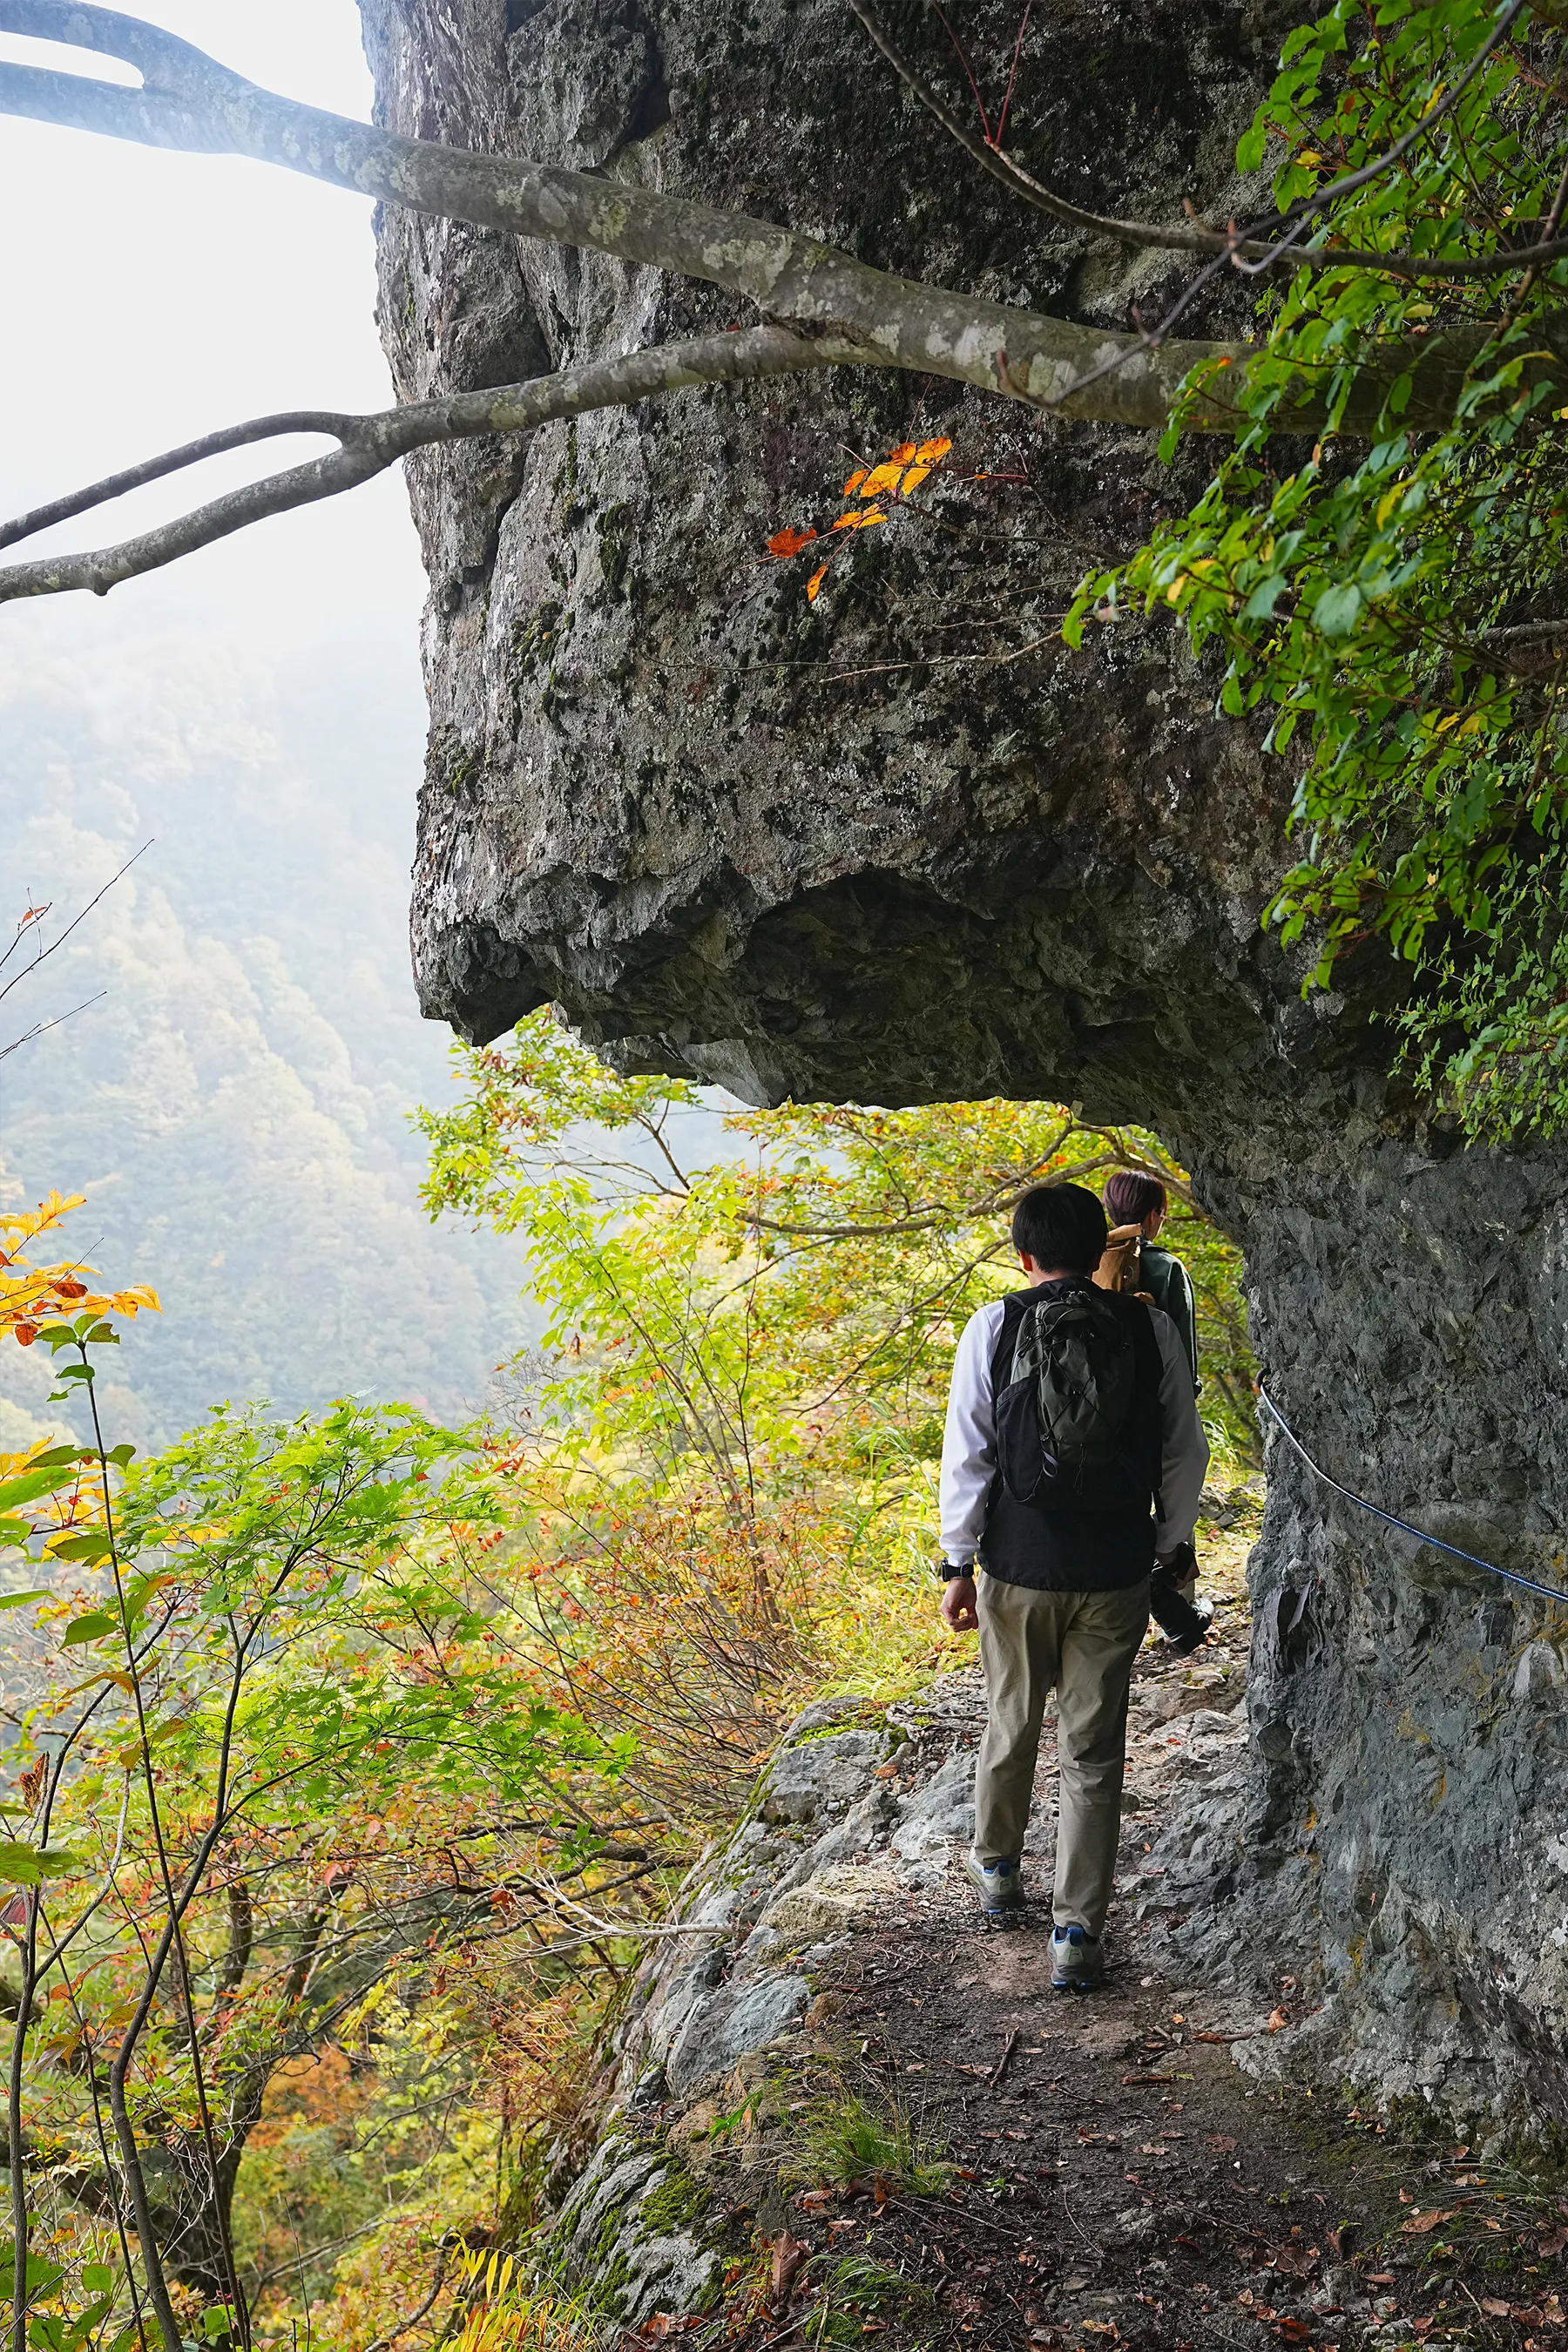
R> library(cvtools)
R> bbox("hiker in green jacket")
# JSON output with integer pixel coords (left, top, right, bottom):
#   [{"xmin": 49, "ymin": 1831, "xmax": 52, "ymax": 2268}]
[{"xmin": 1104, "ymin": 1172, "xmax": 1199, "ymax": 1392}]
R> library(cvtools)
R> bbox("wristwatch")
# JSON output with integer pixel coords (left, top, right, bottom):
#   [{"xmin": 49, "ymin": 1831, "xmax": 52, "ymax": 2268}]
[{"xmin": 936, "ymin": 1558, "xmax": 976, "ymax": 1582}]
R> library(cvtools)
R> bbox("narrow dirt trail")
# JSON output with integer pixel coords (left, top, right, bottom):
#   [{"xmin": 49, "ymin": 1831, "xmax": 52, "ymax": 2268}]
[{"xmin": 607, "ymin": 1524, "xmax": 1566, "ymax": 2352}]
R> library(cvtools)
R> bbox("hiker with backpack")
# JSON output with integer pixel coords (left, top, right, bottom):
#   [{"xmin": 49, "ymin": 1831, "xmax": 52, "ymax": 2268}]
[
  {"xmin": 1099, "ymin": 1172, "xmax": 1211, "ymax": 1652},
  {"xmin": 1103, "ymin": 1171, "xmax": 1199, "ymax": 1390},
  {"xmin": 936, "ymin": 1181, "xmax": 1208, "ymax": 1985}
]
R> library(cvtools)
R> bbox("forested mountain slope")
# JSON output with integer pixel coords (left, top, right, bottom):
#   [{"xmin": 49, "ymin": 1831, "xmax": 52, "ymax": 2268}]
[{"xmin": 0, "ymin": 614, "xmax": 532, "ymax": 1447}]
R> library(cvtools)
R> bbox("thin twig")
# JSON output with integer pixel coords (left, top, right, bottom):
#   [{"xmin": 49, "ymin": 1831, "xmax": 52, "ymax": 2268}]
[{"xmin": 988, "ymin": 2029, "xmax": 1022, "ymax": 2087}]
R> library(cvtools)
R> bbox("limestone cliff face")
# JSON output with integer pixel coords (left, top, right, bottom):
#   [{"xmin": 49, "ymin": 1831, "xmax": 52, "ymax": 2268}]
[{"xmin": 358, "ymin": 0, "xmax": 1568, "ymax": 2132}]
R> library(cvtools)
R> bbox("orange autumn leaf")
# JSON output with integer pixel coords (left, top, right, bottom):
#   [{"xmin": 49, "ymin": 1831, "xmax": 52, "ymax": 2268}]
[
  {"xmin": 805, "ymin": 562, "xmax": 830, "ymax": 602},
  {"xmin": 842, "ymin": 467, "xmax": 868, "ymax": 495},
  {"xmin": 829, "ymin": 507, "xmax": 887, "ymax": 533},
  {"xmin": 858, "ymin": 460, "xmax": 909, "ymax": 499},
  {"xmin": 766, "ymin": 525, "xmax": 817, "ymax": 558},
  {"xmin": 915, "ymin": 436, "xmax": 952, "ymax": 463},
  {"xmin": 1401, "ymin": 2209, "xmax": 1460, "ymax": 2235}
]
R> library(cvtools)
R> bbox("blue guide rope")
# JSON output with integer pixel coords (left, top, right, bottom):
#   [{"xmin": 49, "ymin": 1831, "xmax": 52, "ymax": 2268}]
[{"xmin": 1255, "ymin": 1382, "xmax": 1568, "ymax": 1609}]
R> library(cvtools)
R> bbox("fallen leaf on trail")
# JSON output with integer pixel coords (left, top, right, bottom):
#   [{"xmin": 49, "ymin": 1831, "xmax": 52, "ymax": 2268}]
[
  {"xmin": 1483, "ymin": 2301, "xmax": 1513, "ymax": 2318},
  {"xmin": 1207, "ymin": 2134, "xmax": 1238, "ymax": 2153},
  {"xmin": 1398, "ymin": 2189, "xmax": 1414, "ymax": 2204},
  {"xmin": 770, "ymin": 2233, "xmax": 809, "ymax": 2300},
  {"xmin": 1269, "ymin": 2244, "xmax": 1318, "ymax": 2277},
  {"xmin": 1539, "ymin": 2227, "xmax": 1568, "ymax": 2255},
  {"xmin": 1401, "ymin": 2208, "xmax": 1460, "ymax": 2234},
  {"xmin": 1267, "ymin": 2007, "xmax": 1290, "ymax": 2031},
  {"xmin": 766, "ymin": 526, "xmax": 817, "ymax": 558},
  {"xmin": 1273, "ymin": 2321, "xmax": 1312, "ymax": 2343}
]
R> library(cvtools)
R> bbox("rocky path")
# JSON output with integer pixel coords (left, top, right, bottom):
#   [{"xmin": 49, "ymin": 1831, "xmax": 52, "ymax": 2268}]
[{"xmin": 560, "ymin": 1523, "xmax": 1567, "ymax": 2352}]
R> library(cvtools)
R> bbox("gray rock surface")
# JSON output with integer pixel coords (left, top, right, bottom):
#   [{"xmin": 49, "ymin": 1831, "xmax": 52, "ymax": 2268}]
[
  {"xmin": 360, "ymin": 0, "xmax": 1568, "ymax": 2129},
  {"xmin": 665, "ymin": 1969, "xmax": 811, "ymax": 2094},
  {"xmin": 760, "ymin": 1728, "xmax": 889, "ymax": 1825},
  {"xmin": 530, "ymin": 1685, "xmax": 977, "ymax": 2318}
]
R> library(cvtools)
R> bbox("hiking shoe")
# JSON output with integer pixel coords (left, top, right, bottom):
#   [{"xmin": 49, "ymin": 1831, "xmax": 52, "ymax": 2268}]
[
  {"xmin": 1051, "ymin": 1923, "xmax": 1105, "ymax": 1990},
  {"xmin": 965, "ymin": 1852, "xmax": 1024, "ymax": 1916}
]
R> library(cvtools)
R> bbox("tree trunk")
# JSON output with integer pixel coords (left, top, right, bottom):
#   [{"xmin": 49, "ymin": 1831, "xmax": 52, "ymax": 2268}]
[{"xmin": 360, "ymin": 0, "xmax": 1568, "ymax": 2134}]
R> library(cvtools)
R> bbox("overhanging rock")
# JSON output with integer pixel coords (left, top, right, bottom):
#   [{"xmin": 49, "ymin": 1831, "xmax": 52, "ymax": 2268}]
[{"xmin": 360, "ymin": 0, "xmax": 1568, "ymax": 2132}]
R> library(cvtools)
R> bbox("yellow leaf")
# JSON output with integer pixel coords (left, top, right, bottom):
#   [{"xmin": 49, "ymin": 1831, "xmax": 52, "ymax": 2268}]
[
  {"xmin": 805, "ymin": 563, "xmax": 830, "ymax": 601},
  {"xmin": 857, "ymin": 461, "xmax": 907, "ymax": 500}
]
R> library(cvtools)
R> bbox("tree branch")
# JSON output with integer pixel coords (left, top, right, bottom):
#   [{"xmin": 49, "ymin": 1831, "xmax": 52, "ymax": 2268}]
[
  {"xmin": 3, "ymin": 1, "xmax": 1566, "ymax": 603},
  {"xmin": 0, "ymin": 326, "xmax": 871, "ymax": 602},
  {"xmin": 1, "ymin": 0, "xmax": 1556, "ymax": 448}
]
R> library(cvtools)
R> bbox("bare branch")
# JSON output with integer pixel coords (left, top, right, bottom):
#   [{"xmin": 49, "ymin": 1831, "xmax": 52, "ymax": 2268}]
[
  {"xmin": 0, "ymin": 7, "xmax": 1247, "ymax": 430},
  {"xmin": 0, "ymin": 418, "xmax": 357, "ymax": 552},
  {"xmin": 0, "ymin": 327, "xmax": 871, "ymax": 603},
  {"xmin": 0, "ymin": 2, "xmax": 1562, "ymax": 605},
  {"xmin": 2, "ymin": 0, "xmax": 1551, "ymax": 445},
  {"xmin": 0, "ymin": 846, "xmax": 150, "ymax": 997}
]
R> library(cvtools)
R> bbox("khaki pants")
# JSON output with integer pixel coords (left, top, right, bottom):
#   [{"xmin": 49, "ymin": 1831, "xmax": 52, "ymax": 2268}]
[{"xmin": 973, "ymin": 1571, "xmax": 1150, "ymax": 1936}]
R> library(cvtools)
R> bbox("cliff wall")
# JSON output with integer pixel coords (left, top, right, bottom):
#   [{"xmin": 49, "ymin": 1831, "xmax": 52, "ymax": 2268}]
[{"xmin": 357, "ymin": 0, "xmax": 1568, "ymax": 2131}]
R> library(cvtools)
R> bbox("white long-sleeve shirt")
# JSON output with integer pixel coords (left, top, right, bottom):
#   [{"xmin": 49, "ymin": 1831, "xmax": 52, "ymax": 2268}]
[{"xmin": 938, "ymin": 1292, "xmax": 1209, "ymax": 1567}]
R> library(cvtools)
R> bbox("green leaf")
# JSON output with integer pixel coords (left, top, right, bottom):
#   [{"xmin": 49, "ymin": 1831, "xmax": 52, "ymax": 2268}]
[
  {"xmin": 0, "ymin": 1466, "xmax": 76, "ymax": 1515},
  {"xmin": 1235, "ymin": 120, "xmax": 1268, "ymax": 174},
  {"xmin": 61, "ymin": 1609, "xmax": 118, "ymax": 1646},
  {"xmin": 0, "ymin": 1840, "xmax": 85, "ymax": 1887},
  {"xmin": 1240, "ymin": 574, "xmax": 1288, "ymax": 621},
  {"xmin": 1311, "ymin": 584, "xmax": 1364, "ymax": 639},
  {"xmin": 0, "ymin": 1592, "xmax": 48, "ymax": 1612},
  {"xmin": 51, "ymin": 1534, "xmax": 112, "ymax": 1565}
]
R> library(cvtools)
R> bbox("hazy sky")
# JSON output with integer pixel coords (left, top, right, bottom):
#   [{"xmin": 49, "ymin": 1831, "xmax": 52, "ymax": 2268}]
[
  {"xmin": 0, "ymin": 6, "xmax": 538, "ymax": 1445},
  {"xmin": 1, "ymin": 2, "xmax": 418, "ymax": 629}
]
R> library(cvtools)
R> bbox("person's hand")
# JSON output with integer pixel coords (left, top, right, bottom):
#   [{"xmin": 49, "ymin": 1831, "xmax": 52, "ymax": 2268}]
[{"xmin": 940, "ymin": 1573, "xmax": 979, "ymax": 1633}]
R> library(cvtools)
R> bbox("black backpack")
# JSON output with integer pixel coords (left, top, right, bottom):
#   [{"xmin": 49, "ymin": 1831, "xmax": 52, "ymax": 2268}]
[{"xmin": 995, "ymin": 1288, "xmax": 1143, "ymax": 1510}]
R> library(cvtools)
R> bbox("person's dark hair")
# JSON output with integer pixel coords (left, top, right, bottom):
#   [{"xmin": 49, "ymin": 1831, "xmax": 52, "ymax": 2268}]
[
  {"xmin": 1105, "ymin": 1171, "xmax": 1166, "ymax": 1227},
  {"xmin": 1010, "ymin": 1182, "xmax": 1108, "ymax": 1274}
]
